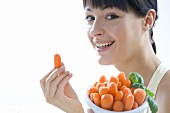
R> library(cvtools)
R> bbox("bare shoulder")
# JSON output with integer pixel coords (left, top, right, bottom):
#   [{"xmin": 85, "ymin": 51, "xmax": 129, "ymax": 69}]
[
  {"xmin": 157, "ymin": 69, "xmax": 170, "ymax": 92},
  {"xmin": 155, "ymin": 70, "xmax": 170, "ymax": 112},
  {"xmin": 159, "ymin": 69, "xmax": 170, "ymax": 87}
]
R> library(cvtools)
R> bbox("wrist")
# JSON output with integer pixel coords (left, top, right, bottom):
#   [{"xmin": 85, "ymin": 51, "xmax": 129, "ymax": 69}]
[{"xmin": 68, "ymin": 102, "xmax": 85, "ymax": 113}]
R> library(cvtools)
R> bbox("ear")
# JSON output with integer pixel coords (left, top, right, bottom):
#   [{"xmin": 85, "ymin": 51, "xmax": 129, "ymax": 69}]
[{"xmin": 143, "ymin": 9, "xmax": 156, "ymax": 30}]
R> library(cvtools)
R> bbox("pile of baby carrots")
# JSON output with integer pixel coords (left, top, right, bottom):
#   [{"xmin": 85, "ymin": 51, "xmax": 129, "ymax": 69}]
[{"xmin": 88, "ymin": 72, "xmax": 146, "ymax": 111}]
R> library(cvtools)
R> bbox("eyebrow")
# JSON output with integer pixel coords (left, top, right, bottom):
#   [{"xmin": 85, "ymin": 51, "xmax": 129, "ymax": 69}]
[{"xmin": 85, "ymin": 6, "xmax": 113, "ymax": 12}]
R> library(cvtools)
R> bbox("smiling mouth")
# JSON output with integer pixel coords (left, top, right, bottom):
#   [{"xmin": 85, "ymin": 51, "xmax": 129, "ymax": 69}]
[{"xmin": 95, "ymin": 41, "xmax": 115, "ymax": 48}]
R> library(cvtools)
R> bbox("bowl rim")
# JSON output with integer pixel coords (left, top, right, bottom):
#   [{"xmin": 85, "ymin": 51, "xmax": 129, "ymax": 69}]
[{"xmin": 85, "ymin": 85, "xmax": 149, "ymax": 113}]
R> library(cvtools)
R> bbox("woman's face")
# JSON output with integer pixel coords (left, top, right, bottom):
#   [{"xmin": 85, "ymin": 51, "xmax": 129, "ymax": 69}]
[{"xmin": 84, "ymin": 5, "xmax": 144, "ymax": 66}]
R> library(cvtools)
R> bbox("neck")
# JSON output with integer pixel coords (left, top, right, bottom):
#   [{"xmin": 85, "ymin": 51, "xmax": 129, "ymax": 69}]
[{"xmin": 114, "ymin": 52, "xmax": 161, "ymax": 86}]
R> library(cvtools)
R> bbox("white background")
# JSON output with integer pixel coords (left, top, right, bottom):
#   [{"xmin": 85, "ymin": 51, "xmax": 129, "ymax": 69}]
[{"xmin": 0, "ymin": 0, "xmax": 170, "ymax": 113}]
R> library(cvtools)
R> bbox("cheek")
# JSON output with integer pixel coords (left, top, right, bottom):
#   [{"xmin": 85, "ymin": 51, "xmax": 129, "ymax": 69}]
[
  {"xmin": 109, "ymin": 24, "xmax": 131, "ymax": 55},
  {"xmin": 86, "ymin": 26, "xmax": 94, "ymax": 46},
  {"xmin": 108, "ymin": 24, "xmax": 126, "ymax": 41}
]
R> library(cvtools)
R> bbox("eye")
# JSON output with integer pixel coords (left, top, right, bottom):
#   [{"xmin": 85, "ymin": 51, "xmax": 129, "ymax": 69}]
[
  {"xmin": 106, "ymin": 14, "xmax": 119, "ymax": 20},
  {"xmin": 85, "ymin": 15, "xmax": 95, "ymax": 22}
]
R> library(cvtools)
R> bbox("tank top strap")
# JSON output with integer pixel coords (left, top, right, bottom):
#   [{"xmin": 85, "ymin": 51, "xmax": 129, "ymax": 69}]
[
  {"xmin": 147, "ymin": 62, "xmax": 170, "ymax": 95},
  {"xmin": 143, "ymin": 63, "xmax": 170, "ymax": 113}
]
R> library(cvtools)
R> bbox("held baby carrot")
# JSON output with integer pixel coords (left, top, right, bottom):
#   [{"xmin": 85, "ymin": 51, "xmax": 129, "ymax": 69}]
[{"xmin": 54, "ymin": 54, "xmax": 62, "ymax": 68}]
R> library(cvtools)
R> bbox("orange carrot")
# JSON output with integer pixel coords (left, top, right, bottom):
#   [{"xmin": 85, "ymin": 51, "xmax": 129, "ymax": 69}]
[
  {"xmin": 92, "ymin": 81, "xmax": 99, "ymax": 87},
  {"xmin": 90, "ymin": 93, "xmax": 94, "ymax": 102},
  {"xmin": 133, "ymin": 88, "xmax": 146, "ymax": 106},
  {"xmin": 122, "ymin": 93, "xmax": 129, "ymax": 104},
  {"xmin": 93, "ymin": 93, "xmax": 101, "ymax": 107},
  {"xmin": 122, "ymin": 87, "xmax": 131, "ymax": 95},
  {"xmin": 132, "ymin": 101, "xmax": 138, "ymax": 109},
  {"xmin": 124, "ymin": 93, "xmax": 134, "ymax": 111},
  {"xmin": 54, "ymin": 54, "xmax": 62, "ymax": 68},
  {"xmin": 99, "ymin": 86, "xmax": 109, "ymax": 96},
  {"xmin": 108, "ymin": 75, "xmax": 119, "ymax": 85},
  {"xmin": 96, "ymin": 82, "xmax": 105, "ymax": 91},
  {"xmin": 108, "ymin": 82, "xmax": 118, "ymax": 96},
  {"xmin": 117, "ymin": 72, "xmax": 126, "ymax": 83},
  {"xmin": 114, "ymin": 91, "xmax": 124, "ymax": 101},
  {"xmin": 88, "ymin": 86, "xmax": 98, "ymax": 96},
  {"xmin": 117, "ymin": 82, "xmax": 122, "ymax": 90},
  {"xmin": 120, "ymin": 85, "xmax": 127, "ymax": 91},
  {"xmin": 99, "ymin": 75, "xmax": 107, "ymax": 83},
  {"xmin": 113, "ymin": 101, "xmax": 124, "ymax": 111},
  {"xmin": 123, "ymin": 79, "xmax": 131, "ymax": 88},
  {"xmin": 101, "ymin": 94, "xmax": 114, "ymax": 110}
]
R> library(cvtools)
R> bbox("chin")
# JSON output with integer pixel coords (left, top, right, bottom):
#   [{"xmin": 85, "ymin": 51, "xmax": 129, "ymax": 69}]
[{"xmin": 97, "ymin": 58, "xmax": 111, "ymax": 66}]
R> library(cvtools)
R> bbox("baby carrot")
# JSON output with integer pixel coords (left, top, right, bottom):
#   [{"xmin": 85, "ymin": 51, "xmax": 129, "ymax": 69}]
[
  {"xmin": 54, "ymin": 54, "xmax": 62, "ymax": 68},
  {"xmin": 88, "ymin": 86, "xmax": 98, "ymax": 96},
  {"xmin": 120, "ymin": 85, "xmax": 127, "ymax": 91},
  {"xmin": 108, "ymin": 82, "xmax": 118, "ymax": 96},
  {"xmin": 101, "ymin": 94, "xmax": 114, "ymax": 110},
  {"xmin": 117, "ymin": 72, "xmax": 126, "ymax": 83},
  {"xmin": 117, "ymin": 82, "xmax": 122, "ymax": 90},
  {"xmin": 93, "ymin": 93, "xmax": 101, "ymax": 107},
  {"xmin": 122, "ymin": 87, "xmax": 131, "ymax": 95},
  {"xmin": 96, "ymin": 82, "xmax": 105, "ymax": 91},
  {"xmin": 132, "ymin": 101, "xmax": 138, "ymax": 109},
  {"xmin": 124, "ymin": 93, "xmax": 134, "ymax": 111},
  {"xmin": 113, "ymin": 101, "xmax": 124, "ymax": 111},
  {"xmin": 90, "ymin": 93, "xmax": 94, "ymax": 102},
  {"xmin": 133, "ymin": 88, "xmax": 146, "ymax": 106},
  {"xmin": 99, "ymin": 75, "xmax": 107, "ymax": 83},
  {"xmin": 122, "ymin": 93, "xmax": 129, "ymax": 105},
  {"xmin": 99, "ymin": 86, "xmax": 109, "ymax": 96},
  {"xmin": 92, "ymin": 81, "xmax": 99, "ymax": 87},
  {"xmin": 123, "ymin": 79, "xmax": 131, "ymax": 88},
  {"xmin": 114, "ymin": 91, "xmax": 124, "ymax": 101},
  {"xmin": 108, "ymin": 75, "xmax": 119, "ymax": 85}
]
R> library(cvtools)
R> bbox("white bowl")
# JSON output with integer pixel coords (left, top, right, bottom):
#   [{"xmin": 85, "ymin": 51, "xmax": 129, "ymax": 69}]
[{"xmin": 85, "ymin": 86, "xmax": 149, "ymax": 113}]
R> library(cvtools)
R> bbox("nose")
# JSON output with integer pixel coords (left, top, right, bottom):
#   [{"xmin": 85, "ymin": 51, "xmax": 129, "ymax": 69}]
[{"xmin": 89, "ymin": 19, "xmax": 104, "ymax": 37}]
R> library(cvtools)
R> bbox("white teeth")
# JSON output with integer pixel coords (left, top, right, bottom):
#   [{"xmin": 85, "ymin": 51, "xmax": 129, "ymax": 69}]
[{"xmin": 96, "ymin": 42, "xmax": 113, "ymax": 48}]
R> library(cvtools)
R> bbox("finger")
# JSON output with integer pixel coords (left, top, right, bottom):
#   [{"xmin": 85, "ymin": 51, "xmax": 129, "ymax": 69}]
[
  {"xmin": 47, "ymin": 66, "xmax": 65, "ymax": 82},
  {"xmin": 55, "ymin": 73, "xmax": 73, "ymax": 96},
  {"xmin": 44, "ymin": 66, "xmax": 65, "ymax": 96},
  {"xmin": 49, "ymin": 71, "xmax": 70, "ymax": 97},
  {"xmin": 40, "ymin": 68, "xmax": 55, "ymax": 92}
]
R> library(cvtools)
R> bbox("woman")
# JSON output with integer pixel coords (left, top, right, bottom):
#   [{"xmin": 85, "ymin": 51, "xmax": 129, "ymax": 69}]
[{"xmin": 40, "ymin": 0, "xmax": 170, "ymax": 113}]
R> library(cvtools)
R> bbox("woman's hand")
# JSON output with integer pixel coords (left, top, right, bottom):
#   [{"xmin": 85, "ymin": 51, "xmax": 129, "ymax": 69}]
[{"xmin": 39, "ymin": 65, "xmax": 84, "ymax": 113}]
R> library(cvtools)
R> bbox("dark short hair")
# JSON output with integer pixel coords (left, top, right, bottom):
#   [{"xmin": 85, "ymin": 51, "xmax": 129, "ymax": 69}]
[{"xmin": 83, "ymin": 0, "xmax": 158, "ymax": 54}]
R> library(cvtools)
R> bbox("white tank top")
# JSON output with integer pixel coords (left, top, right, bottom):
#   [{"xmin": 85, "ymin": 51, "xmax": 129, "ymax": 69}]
[{"xmin": 143, "ymin": 62, "xmax": 170, "ymax": 113}]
